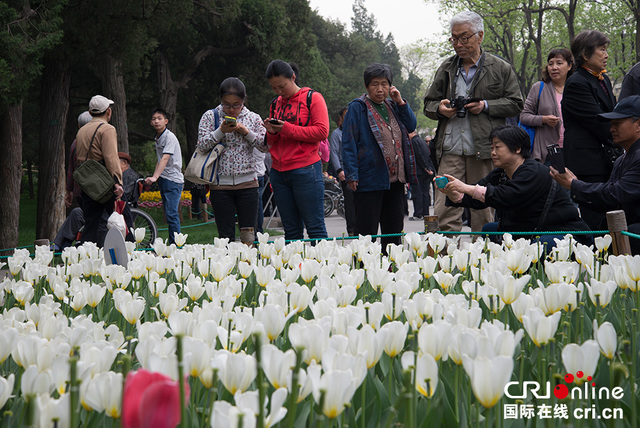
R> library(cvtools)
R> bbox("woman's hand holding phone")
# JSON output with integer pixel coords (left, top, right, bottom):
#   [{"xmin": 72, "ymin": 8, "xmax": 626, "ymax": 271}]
[{"xmin": 263, "ymin": 118, "xmax": 284, "ymax": 134}]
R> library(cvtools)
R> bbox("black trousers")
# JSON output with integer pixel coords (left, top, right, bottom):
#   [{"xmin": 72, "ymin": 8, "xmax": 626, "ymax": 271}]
[
  {"xmin": 80, "ymin": 191, "xmax": 115, "ymax": 247},
  {"xmin": 340, "ymin": 180, "xmax": 356, "ymax": 236},
  {"xmin": 412, "ymin": 175, "xmax": 431, "ymax": 217},
  {"xmin": 210, "ymin": 187, "xmax": 258, "ymax": 241},
  {"xmin": 354, "ymin": 180, "xmax": 404, "ymax": 254}
]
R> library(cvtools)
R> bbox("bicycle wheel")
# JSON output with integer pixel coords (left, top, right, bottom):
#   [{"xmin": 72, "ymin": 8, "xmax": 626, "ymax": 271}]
[
  {"xmin": 324, "ymin": 193, "xmax": 335, "ymax": 217},
  {"xmin": 130, "ymin": 207, "xmax": 158, "ymax": 248},
  {"xmin": 336, "ymin": 195, "xmax": 345, "ymax": 219}
]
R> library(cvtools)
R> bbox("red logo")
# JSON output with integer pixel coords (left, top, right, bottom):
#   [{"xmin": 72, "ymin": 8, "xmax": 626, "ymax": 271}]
[{"xmin": 554, "ymin": 371, "xmax": 594, "ymax": 399}]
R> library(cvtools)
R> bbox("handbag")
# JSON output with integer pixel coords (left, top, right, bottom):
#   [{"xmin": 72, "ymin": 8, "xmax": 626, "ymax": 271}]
[
  {"xmin": 184, "ymin": 110, "xmax": 225, "ymax": 184},
  {"xmin": 518, "ymin": 82, "xmax": 544, "ymax": 145},
  {"xmin": 72, "ymin": 123, "xmax": 115, "ymax": 204}
]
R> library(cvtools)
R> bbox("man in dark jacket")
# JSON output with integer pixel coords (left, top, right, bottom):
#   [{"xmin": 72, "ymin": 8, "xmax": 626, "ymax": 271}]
[
  {"xmin": 409, "ymin": 132, "xmax": 435, "ymax": 220},
  {"xmin": 552, "ymin": 95, "xmax": 640, "ymax": 254}
]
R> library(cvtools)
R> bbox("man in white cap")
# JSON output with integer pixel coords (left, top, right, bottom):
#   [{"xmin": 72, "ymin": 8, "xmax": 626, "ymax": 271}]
[{"xmin": 74, "ymin": 95, "xmax": 124, "ymax": 246}]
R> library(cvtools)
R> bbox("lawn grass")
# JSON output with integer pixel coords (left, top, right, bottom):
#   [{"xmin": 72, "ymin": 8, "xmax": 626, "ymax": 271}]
[{"xmin": 9, "ymin": 197, "xmax": 281, "ymax": 255}]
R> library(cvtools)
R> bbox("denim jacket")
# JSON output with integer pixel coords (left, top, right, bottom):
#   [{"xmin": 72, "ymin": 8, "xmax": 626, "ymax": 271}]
[{"xmin": 342, "ymin": 96, "xmax": 418, "ymax": 192}]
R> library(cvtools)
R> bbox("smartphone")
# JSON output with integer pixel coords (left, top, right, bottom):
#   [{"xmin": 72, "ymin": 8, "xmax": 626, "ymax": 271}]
[
  {"xmin": 224, "ymin": 116, "xmax": 237, "ymax": 126},
  {"xmin": 546, "ymin": 144, "xmax": 565, "ymax": 173},
  {"xmin": 435, "ymin": 176, "xmax": 449, "ymax": 189},
  {"xmin": 268, "ymin": 119, "xmax": 281, "ymax": 125}
]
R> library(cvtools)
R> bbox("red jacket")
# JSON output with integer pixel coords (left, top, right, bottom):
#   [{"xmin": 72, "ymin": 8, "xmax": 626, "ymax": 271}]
[{"xmin": 266, "ymin": 87, "xmax": 329, "ymax": 171}]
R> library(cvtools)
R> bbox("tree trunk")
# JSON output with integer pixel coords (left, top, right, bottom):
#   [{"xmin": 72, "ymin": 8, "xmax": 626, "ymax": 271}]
[
  {"xmin": 157, "ymin": 51, "xmax": 180, "ymax": 132},
  {"xmin": 0, "ymin": 103, "xmax": 23, "ymax": 254},
  {"xmin": 183, "ymin": 87, "xmax": 200, "ymax": 158},
  {"xmin": 100, "ymin": 54, "xmax": 129, "ymax": 153},
  {"xmin": 37, "ymin": 54, "xmax": 70, "ymax": 241}
]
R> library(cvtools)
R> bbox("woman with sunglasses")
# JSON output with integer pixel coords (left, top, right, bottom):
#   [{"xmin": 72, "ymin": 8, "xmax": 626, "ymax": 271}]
[
  {"xmin": 263, "ymin": 60, "xmax": 329, "ymax": 241},
  {"xmin": 196, "ymin": 77, "xmax": 267, "ymax": 245}
]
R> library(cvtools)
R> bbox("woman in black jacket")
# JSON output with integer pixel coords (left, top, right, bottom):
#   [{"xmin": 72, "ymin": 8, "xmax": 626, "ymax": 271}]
[
  {"xmin": 562, "ymin": 30, "xmax": 617, "ymax": 230},
  {"xmin": 438, "ymin": 125, "xmax": 590, "ymax": 247}
]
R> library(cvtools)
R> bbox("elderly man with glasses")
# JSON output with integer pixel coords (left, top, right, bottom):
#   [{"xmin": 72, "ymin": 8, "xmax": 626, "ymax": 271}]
[{"xmin": 424, "ymin": 11, "xmax": 523, "ymax": 232}]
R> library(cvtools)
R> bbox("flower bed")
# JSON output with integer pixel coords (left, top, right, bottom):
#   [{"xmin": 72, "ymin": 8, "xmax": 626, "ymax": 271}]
[
  {"xmin": 0, "ymin": 232, "xmax": 638, "ymax": 427},
  {"xmin": 138, "ymin": 191, "xmax": 209, "ymax": 209}
]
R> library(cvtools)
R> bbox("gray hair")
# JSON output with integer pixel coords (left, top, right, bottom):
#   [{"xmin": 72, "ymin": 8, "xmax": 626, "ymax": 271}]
[
  {"xmin": 450, "ymin": 11, "xmax": 484, "ymax": 33},
  {"xmin": 77, "ymin": 111, "xmax": 92, "ymax": 127}
]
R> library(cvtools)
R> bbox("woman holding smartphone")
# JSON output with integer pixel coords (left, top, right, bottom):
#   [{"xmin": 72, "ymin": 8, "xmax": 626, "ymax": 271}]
[
  {"xmin": 519, "ymin": 48, "xmax": 574, "ymax": 164},
  {"xmin": 263, "ymin": 60, "xmax": 329, "ymax": 241},
  {"xmin": 196, "ymin": 77, "xmax": 267, "ymax": 245}
]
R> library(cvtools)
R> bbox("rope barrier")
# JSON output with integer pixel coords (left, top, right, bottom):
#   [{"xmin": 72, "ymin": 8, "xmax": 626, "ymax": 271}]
[
  {"xmin": 621, "ymin": 230, "xmax": 640, "ymax": 241},
  {"xmin": 0, "ymin": 229, "xmax": 631, "ymax": 260},
  {"xmin": 157, "ymin": 219, "xmax": 216, "ymax": 232},
  {"xmin": 254, "ymin": 229, "xmax": 610, "ymax": 244},
  {"xmin": 436, "ymin": 230, "xmax": 609, "ymax": 236}
]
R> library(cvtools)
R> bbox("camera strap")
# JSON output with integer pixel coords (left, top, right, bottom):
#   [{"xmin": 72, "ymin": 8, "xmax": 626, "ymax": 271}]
[{"xmin": 453, "ymin": 53, "xmax": 485, "ymax": 98}]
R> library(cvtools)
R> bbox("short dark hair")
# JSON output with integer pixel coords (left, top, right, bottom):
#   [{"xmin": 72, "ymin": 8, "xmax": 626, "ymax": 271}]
[
  {"xmin": 489, "ymin": 125, "xmax": 531, "ymax": 158},
  {"xmin": 219, "ymin": 77, "xmax": 247, "ymax": 101},
  {"xmin": 152, "ymin": 108, "xmax": 169, "ymax": 119},
  {"xmin": 571, "ymin": 30, "xmax": 610, "ymax": 67},
  {"xmin": 336, "ymin": 107, "xmax": 348, "ymax": 122},
  {"xmin": 266, "ymin": 60, "xmax": 300, "ymax": 85},
  {"xmin": 364, "ymin": 63, "xmax": 393, "ymax": 87},
  {"xmin": 542, "ymin": 48, "xmax": 574, "ymax": 83}
]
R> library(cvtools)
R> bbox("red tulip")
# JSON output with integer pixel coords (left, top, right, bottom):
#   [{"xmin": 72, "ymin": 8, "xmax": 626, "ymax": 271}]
[{"xmin": 122, "ymin": 369, "xmax": 190, "ymax": 428}]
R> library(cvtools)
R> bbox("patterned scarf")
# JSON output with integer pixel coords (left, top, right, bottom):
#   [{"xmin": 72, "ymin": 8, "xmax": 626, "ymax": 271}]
[
  {"xmin": 361, "ymin": 95, "xmax": 405, "ymax": 182},
  {"xmin": 582, "ymin": 65, "xmax": 607, "ymax": 81}
]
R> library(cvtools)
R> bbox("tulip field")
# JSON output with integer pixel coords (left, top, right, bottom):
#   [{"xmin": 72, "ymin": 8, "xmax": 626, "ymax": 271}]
[{"xmin": 0, "ymin": 231, "xmax": 639, "ymax": 427}]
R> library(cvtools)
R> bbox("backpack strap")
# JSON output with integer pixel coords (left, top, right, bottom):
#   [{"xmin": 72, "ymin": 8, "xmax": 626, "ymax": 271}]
[
  {"xmin": 303, "ymin": 89, "xmax": 314, "ymax": 126},
  {"xmin": 269, "ymin": 96, "xmax": 278, "ymax": 119},
  {"xmin": 213, "ymin": 108, "xmax": 219, "ymax": 129}
]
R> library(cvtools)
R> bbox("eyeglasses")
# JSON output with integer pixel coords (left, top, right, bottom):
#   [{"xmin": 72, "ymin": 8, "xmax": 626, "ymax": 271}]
[
  {"xmin": 221, "ymin": 103, "xmax": 243, "ymax": 109},
  {"xmin": 448, "ymin": 32, "xmax": 478, "ymax": 45}
]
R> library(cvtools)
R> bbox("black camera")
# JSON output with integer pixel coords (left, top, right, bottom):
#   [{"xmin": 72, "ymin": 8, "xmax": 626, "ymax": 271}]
[{"xmin": 450, "ymin": 96, "xmax": 468, "ymax": 118}]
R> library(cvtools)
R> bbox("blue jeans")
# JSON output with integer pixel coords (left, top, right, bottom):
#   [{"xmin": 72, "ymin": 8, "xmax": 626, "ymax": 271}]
[
  {"xmin": 158, "ymin": 177, "xmax": 183, "ymax": 244},
  {"xmin": 270, "ymin": 161, "xmax": 327, "ymax": 240}
]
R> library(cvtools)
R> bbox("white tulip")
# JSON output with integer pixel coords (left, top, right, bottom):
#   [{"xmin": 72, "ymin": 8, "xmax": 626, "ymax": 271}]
[
  {"xmin": 462, "ymin": 355, "xmax": 513, "ymax": 408},
  {"xmin": 521, "ymin": 307, "xmax": 562, "ymax": 347},
  {"xmin": 379, "ymin": 321, "xmax": 408, "ymax": 358},
  {"xmin": 585, "ymin": 278, "xmax": 617, "ymax": 307},
  {"xmin": 401, "ymin": 351, "xmax": 438, "ymax": 397},
  {"xmin": 418, "ymin": 319, "xmax": 452, "ymax": 361},
  {"xmin": 220, "ymin": 351, "xmax": 257, "ymax": 395},
  {"xmin": 593, "ymin": 320, "xmax": 617, "ymax": 359},
  {"xmin": 562, "ymin": 340, "xmax": 600, "ymax": 385},
  {"xmin": 133, "ymin": 227, "xmax": 146, "ymax": 244},
  {"xmin": 0, "ymin": 374, "xmax": 15, "ymax": 410}
]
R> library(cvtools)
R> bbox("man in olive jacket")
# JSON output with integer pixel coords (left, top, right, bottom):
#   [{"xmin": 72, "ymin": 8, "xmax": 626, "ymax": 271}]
[{"xmin": 424, "ymin": 11, "xmax": 523, "ymax": 232}]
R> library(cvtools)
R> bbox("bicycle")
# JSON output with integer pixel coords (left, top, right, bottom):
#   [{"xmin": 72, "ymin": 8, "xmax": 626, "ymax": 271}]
[
  {"xmin": 323, "ymin": 176, "xmax": 344, "ymax": 218},
  {"xmin": 129, "ymin": 179, "xmax": 158, "ymax": 248}
]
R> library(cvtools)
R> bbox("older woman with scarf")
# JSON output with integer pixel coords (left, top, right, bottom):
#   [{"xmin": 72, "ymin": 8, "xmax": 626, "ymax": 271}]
[
  {"xmin": 562, "ymin": 30, "xmax": 617, "ymax": 231},
  {"xmin": 342, "ymin": 63, "xmax": 418, "ymax": 253}
]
